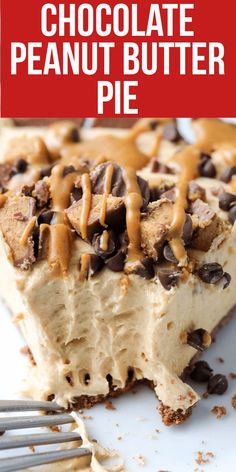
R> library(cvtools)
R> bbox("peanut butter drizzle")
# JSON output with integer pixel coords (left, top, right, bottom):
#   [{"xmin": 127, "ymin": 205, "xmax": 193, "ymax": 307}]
[
  {"xmin": 100, "ymin": 164, "xmax": 114, "ymax": 227},
  {"xmin": 46, "ymin": 164, "xmax": 78, "ymax": 274},
  {"xmin": 0, "ymin": 194, "xmax": 7, "ymax": 208},
  {"xmin": 150, "ymin": 130, "xmax": 163, "ymax": 157},
  {"xmin": 41, "ymin": 223, "xmax": 72, "ymax": 276},
  {"xmin": 79, "ymin": 253, "xmax": 91, "ymax": 281},
  {"xmin": 100, "ymin": 230, "xmax": 109, "ymax": 252},
  {"xmin": 169, "ymin": 146, "xmax": 199, "ymax": 262},
  {"xmin": 20, "ymin": 216, "xmax": 37, "ymax": 246},
  {"xmin": 79, "ymin": 173, "xmax": 92, "ymax": 240},
  {"xmin": 170, "ymin": 119, "xmax": 236, "ymax": 263},
  {"xmin": 124, "ymin": 167, "xmax": 143, "ymax": 263},
  {"xmin": 50, "ymin": 164, "xmax": 77, "ymax": 211}
]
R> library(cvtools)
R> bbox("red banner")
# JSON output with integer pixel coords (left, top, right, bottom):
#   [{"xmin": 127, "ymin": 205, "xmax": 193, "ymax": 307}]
[{"xmin": 1, "ymin": 0, "xmax": 236, "ymax": 117}]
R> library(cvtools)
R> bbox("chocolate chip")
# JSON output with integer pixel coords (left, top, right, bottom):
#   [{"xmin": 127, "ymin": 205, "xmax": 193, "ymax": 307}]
[
  {"xmin": 21, "ymin": 185, "xmax": 34, "ymax": 197},
  {"xmin": 70, "ymin": 128, "xmax": 80, "ymax": 143},
  {"xmin": 222, "ymin": 272, "xmax": 231, "ymax": 289},
  {"xmin": 38, "ymin": 210, "xmax": 56, "ymax": 226},
  {"xmin": 218, "ymin": 192, "xmax": 236, "ymax": 211},
  {"xmin": 40, "ymin": 164, "xmax": 54, "ymax": 179},
  {"xmin": 70, "ymin": 186, "xmax": 83, "ymax": 204},
  {"xmin": 149, "ymin": 120, "xmax": 159, "ymax": 131},
  {"xmin": 182, "ymin": 214, "xmax": 193, "ymax": 246},
  {"xmin": 188, "ymin": 181, "xmax": 206, "ymax": 202},
  {"xmin": 149, "ymin": 158, "xmax": 173, "ymax": 174},
  {"xmin": 186, "ymin": 329, "xmax": 211, "ymax": 352},
  {"xmin": 163, "ymin": 123, "xmax": 182, "ymax": 143},
  {"xmin": 163, "ymin": 244, "xmax": 177, "ymax": 263},
  {"xmin": 158, "ymin": 268, "xmax": 180, "ymax": 290},
  {"xmin": 106, "ymin": 248, "xmax": 127, "ymax": 272},
  {"xmin": 220, "ymin": 166, "xmax": 236, "ymax": 183},
  {"xmin": 90, "ymin": 163, "xmax": 150, "ymax": 208},
  {"xmin": 207, "ymin": 374, "xmax": 228, "ymax": 395},
  {"xmin": 198, "ymin": 154, "xmax": 216, "ymax": 178},
  {"xmin": 63, "ymin": 165, "xmax": 76, "ymax": 177},
  {"xmin": 12, "ymin": 158, "xmax": 28, "ymax": 174},
  {"xmin": 92, "ymin": 231, "xmax": 118, "ymax": 260},
  {"xmin": 190, "ymin": 361, "xmax": 213, "ymax": 382},
  {"xmin": 198, "ymin": 263, "xmax": 224, "ymax": 284},
  {"xmin": 133, "ymin": 258, "xmax": 155, "ymax": 280},
  {"xmin": 228, "ymin": 205, "xmax": 236, "ymax": 225}
]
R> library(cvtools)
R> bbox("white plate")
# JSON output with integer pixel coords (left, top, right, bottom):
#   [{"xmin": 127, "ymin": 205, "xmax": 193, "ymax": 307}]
[{"xmin": 1, "ymin": 119, "xmax": 236, "ymax": 471}]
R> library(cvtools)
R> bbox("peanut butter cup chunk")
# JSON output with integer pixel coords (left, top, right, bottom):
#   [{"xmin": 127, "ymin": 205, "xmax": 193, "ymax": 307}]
[
  {"xmin": 65, "ymin": 194, "xmax": 126, "ymax": 242},
  {"xmin": 189, "ymin": 199, "xmax": 223, "ymax": 251},
  {"xmin": 140, "ymin": 200, "xmax": 173, "ymax": 261},
  {"xmin": 0, "ymin": 195, "xmax": 36, "ymax": 269}
]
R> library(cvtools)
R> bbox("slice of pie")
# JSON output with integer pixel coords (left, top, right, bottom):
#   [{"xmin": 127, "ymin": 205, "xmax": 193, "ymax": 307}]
[{"xmin": 0, "ymin": 118, "xmax": 236, "ymax": 426}]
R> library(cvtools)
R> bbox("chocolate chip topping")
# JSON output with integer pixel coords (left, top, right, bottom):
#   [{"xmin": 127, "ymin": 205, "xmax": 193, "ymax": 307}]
[
  {"xmin": 40, "ymin": 164, "xmax": 54, "ymax": 179},
  {"xmin": 105, "ymin": 248, "xmax": 127, "ymax": 272},
  {"xmin": 198, "ymin": 154, "xmax": 216, "ymax": 178},
  {"xmin": 190, "ymin": 361, "xmax": 213, "ymax": 382},
  {"xmin": 186, "ymin": 329, "xmax": 211, "ymax": 352},
  {"xmin": 222, "ymin": 272, "xmax": 231, "ymax": 289},
  {"xmin": 12, "ymin": 158, "xmax": 28, "ymax": 175},
  {"xmin": 63, "ymin": 165, "xmax": 76, "ymax": 177},
  {"xmin": 198, "ymin": 263, "xmax": 224, "ymax": 284},
  {"xmin": 228, "ymin": 205, "xmax": 236, "ymax": 225},
  {"xmin": 163, "ymin": 123, "xmax": 182, "ymax": 143},
  {"xmin": 70, "ymin": 186, "xmax": 83, "ymax": 204},
  {"xmin": 131, "ymin": 258, "xmax": 155, "ymax": 280},
  {"xmin": 163, "ymin": 244, "xmax": 177, "ymax": 263},
  {"xmin": 220, "ymin": 166, "xmax": 236, "ymax": 183},
  {"xmin": 207, "ymin": 374, "xmax": 228, "ymax": 395},
  {"xmin": 92, "ymin": 231, "xmax": 118, "ymax": 260},
  {"xmin": 182, "ymin": 214, "xmax": 193, "ymax": 246},
  {"xmin": 149, "ymin": 158, "xmax": 173, "ymax": 174},
  {"xmin": 70, "ymin": 128, "xmax": 80, "ymax": 143},
  {"xmin": 90, "ymin": 163, "xmax": 150, "ymax": 208},
  {"xmin": 218, "ymin": 192, "xmax": 236, "ymax": 211},
  {"xmin": 38, "ymin": 210, "xmax": 56, "ymax": 226},
  {"xmin": 157, "ymin": 267, "xmax": 180, "ymax": 290}
]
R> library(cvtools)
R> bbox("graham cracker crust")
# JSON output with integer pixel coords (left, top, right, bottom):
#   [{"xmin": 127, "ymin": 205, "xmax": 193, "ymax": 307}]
[{"xmin": 26, "ymin": 304, "xmax": 236, "ymax": 426}]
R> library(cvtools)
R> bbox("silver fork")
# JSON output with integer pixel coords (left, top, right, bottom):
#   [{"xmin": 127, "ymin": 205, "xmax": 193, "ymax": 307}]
[{"xmin": 0, "ymin": 400, "xmax": 92, "ymax": 472}]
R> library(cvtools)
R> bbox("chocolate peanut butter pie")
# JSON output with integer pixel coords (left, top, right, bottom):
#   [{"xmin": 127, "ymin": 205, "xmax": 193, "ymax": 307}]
[{"xmin": 0, "ymin": 118, "xmax": 236, "ymax": 426}]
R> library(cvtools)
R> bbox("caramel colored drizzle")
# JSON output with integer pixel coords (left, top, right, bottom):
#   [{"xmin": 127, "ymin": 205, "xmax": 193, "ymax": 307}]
[
  {"xmin": 43, "ymin": 223, "xmax": 72, "ymax": 276},
  {"xmin": 169, "ymin": 147, "xmax": 199, "ymax": 262},
  {"xmin": 150, "ymin": 130, "xmax": 163, "ymax": 158},
  {"xmin": 0, "ymin": 194, "xmax": 7, "ymax": 208},
  {"xmin": 20, "ymin": 216, "xmax": 37, "ymax": 246},
  {"xmin": 100, "ymin": 230, "xmax": 109, "ymax": 252},
  {"xmin": 79, "ymin": 253, "xmax": 91, "ymax": 281},
  {"xmin": 124, "ymin": 167, "xmax": 143, "ymax": 263},
  {"xmin": 100, "ymin": 164, "xmax": 114, "ymax": 227},
  {"xmin": 50, "ymin": 164, "xmax": 77, "ymax": 211},
  {"xmin": 80, "ymin": 173, "xmax": 92, "ymax": 239}
]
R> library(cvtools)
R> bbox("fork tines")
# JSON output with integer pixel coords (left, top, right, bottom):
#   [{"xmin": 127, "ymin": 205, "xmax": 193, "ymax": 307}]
[{"xmin": 0, "ymin": 399, "xmax": 92, "ymax": 472}]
